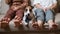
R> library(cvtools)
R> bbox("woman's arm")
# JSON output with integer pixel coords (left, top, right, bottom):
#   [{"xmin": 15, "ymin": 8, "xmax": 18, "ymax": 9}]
[
  {"xmin": 34, "ymin": 3, "xmax": 41, "ymax": 8},
  {"xmin": 48, "ymin": 0, "xmax": 57, "ymax": 9},
  {"xmin": 49, "ymin": 3, "xmax": 57, "ymax": 10}
]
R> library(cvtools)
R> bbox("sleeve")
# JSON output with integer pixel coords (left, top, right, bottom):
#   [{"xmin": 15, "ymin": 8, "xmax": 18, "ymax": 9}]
[{"xmin": 33, "ymin": 0, "xmax": 40, "ymax": 6}]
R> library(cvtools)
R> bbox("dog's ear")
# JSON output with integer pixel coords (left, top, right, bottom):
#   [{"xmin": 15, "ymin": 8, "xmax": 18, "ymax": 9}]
[
  {"xmin": 5, "ymin": 0, "xmax": 12, "ymax": 5},
  {"xmin": 30, "ymin": 6, "xmax": 34, "ymax": 9}
]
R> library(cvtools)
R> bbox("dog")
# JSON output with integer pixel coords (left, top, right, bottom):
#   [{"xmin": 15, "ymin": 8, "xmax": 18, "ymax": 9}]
[
  {"xmin": 22, "ymin": 6, "xmax": 40, "ymax": 30},
  {"xmin": 22, "ymin": 6, "xmax": 36, "ymax": 27}
]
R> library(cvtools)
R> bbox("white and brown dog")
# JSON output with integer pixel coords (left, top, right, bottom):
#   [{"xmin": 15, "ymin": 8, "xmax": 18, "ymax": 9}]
[
  {"xmin": 22, "ymin": 6, "xmax": 36, "ymax": 27},
  {"xmin": 22, "ymin": 6, "xmax": 40, "ymax": 29}
]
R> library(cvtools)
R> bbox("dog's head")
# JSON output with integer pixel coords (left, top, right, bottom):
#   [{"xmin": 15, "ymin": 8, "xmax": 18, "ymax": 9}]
[
  {"xmin": 25, "ymin": 6, "xmax": 34, "ymax": 13},
  {"xmin": 23, "ymin": 6, "xmax": 35, "ymax": 24},
  {"xmin": 24, "ymin": 6, "xmax": 35, "ymax": 20},
  {"xmin": 24, "ymin": 6, "xmax": 34, "ymax": 17}
]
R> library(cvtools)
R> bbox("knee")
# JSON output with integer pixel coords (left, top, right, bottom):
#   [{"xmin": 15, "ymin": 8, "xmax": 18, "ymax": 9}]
[
  {"xmin": 46, "ymin": 9, "xmax": 53, "ymax": 14},
  {"xmin": 35, "ymin": 8, "xmax": 44, "ymax": 12},
  {"xmin": 35, "ymin": 8, "xmax": 44, "ymax": 16}
]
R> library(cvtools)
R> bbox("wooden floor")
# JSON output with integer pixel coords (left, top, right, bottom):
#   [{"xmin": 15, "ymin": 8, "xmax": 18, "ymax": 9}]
[{"xmin": 0, "ymin": 30, "xmax": 60, "ymax": 34}]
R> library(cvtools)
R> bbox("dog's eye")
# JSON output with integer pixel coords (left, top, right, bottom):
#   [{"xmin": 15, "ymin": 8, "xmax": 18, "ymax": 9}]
[
  {"xmin": 25, "ymin": 9, "xmax": 27, "ymax": 11},
  {"xmin": 29, "ymin": 9, "xmax": 32, "ymax": 11}
]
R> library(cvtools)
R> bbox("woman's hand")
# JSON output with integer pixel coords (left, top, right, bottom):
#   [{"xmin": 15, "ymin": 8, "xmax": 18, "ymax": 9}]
[
  {"xmin": 43, "ymin": 8, "xmax": 47, "ymax": 11},
  {"xmin": 34, "ymin": 3, "xmax": 42, "ymax": 9}
]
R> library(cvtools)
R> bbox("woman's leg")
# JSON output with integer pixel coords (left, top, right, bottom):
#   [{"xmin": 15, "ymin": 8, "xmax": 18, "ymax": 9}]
[
  {"xmin": 33, "ymin": 8, "xmax": 44, "ymax": 29},
  {"xmin": 45, "ymin": 9, "xmax": 57, "ymax": 30},
  {"xmin": 13, "ymin": 9, "xmax": 24, "ymax": 29}
]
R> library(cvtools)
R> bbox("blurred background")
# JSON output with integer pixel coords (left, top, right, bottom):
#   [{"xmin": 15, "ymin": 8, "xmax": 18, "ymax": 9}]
[{"xmin": 0, "ymin": 0, "xmax": 60, "ymax": 14}]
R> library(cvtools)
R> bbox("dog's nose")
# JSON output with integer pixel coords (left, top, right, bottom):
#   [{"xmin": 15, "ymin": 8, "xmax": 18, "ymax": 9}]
[{"xmin": 24, "ymin": 10, "xmax": 30, "ymax": 16}]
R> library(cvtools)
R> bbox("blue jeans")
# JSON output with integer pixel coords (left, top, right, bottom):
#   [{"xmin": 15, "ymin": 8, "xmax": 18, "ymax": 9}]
[{"xmin": 34, "ymin": 8, "xmax": 55, "ymax": 22}]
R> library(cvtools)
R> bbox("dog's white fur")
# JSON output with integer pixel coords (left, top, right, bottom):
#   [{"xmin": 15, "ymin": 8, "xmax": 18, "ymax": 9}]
[{"xmin": 22, "ymin": 7, "xmax": 30, "ymax": 25}]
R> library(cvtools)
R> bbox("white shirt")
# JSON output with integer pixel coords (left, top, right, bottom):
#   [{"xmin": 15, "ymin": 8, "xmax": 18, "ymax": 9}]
[{"xmin": 33, "ymin": 0, "xmax": 57, "ymax": 8}]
